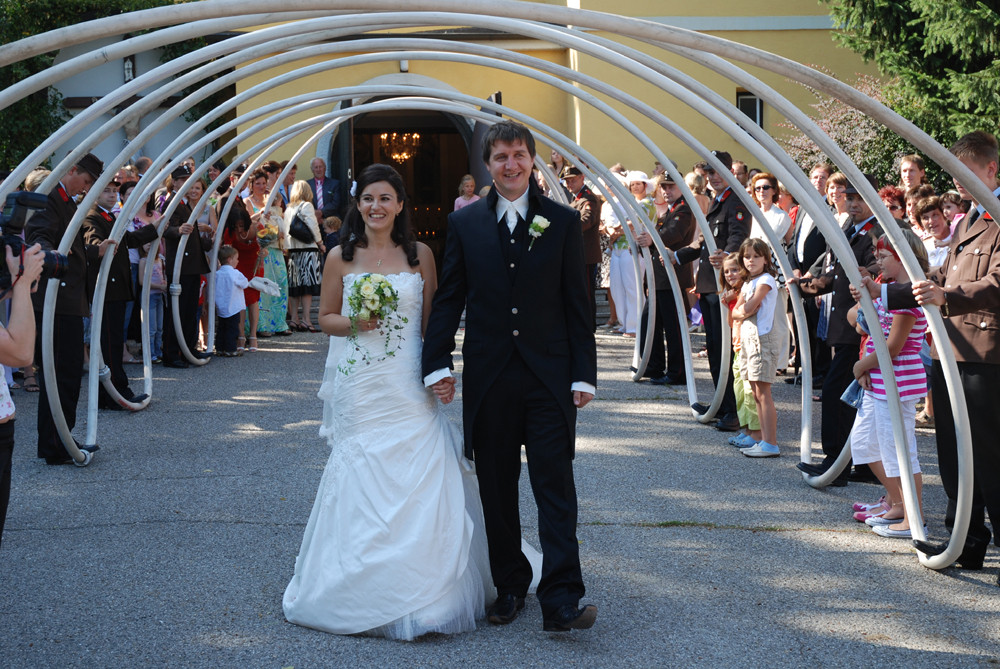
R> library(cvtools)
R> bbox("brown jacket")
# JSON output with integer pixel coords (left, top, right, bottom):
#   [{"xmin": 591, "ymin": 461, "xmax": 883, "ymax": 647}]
[
  {"xmin": 649, "ymin": 198, "xmax": 696, "ymax": 291},
  {"xmin": 886, "ymin": 210, "xmax": 1000, "ymax": 364},
  {"xmin": 570, "ymin": 184, "xmax": 602, "ymax": 265}
]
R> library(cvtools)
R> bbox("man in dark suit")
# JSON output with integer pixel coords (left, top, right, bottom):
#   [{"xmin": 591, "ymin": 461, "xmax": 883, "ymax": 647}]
[
  {"xmin": 160, "ymin": 166, "xmax": 211, "ymax": 368},
  {"xmin": 793, "ymin": 175, "xmax": 881, "ymax": 486},
  {"xmin": 422, "ymin": 121, "xmax": 598, "ymax": 632},
  {"xmin": 637, "ymin": 174, "xmax": 697, "ymax": 384},
  {"xmin": 788, "ymin": 163, "xmax": 834, "ymax": 385},
  {"xmin": 561, "ymin": 165, "xmax": 602, "ymax": 329},
  {"xmin": 874, "ymin": 130, "xmax": 1000, "ymax": 577},
  {"xmin": 82, "ymin": 180, "xmax": 157, "ymax": 408},
  {"xmin": 673, "ymin": 150, "xmax": 749, "ymax": 431},
  {"xmin": 25, "ymin": 152, "xmax": 115, "ymax": 464},
  {"xmin": 306, "ymin": 157, "xmax": 340, "ymax": 218}
]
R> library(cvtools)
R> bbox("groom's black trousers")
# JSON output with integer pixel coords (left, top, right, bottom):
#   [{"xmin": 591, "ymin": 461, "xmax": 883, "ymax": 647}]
[{"xmin": 472, "ymin": 351, "xmax": 585, "ymax": 616}]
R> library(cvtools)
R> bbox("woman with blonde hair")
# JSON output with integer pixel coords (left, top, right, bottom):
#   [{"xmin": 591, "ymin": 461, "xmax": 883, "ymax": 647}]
[
  {"xmin": 684, "ymin": 171, "xmax": 711, "ymax": 215},
  {"xmin": 453, "ymin": 174, "xmax": 479, "ymax": 211},
  {"xmin": 284, "ymin": 180, "xmax": 325, "ymax": 332}
]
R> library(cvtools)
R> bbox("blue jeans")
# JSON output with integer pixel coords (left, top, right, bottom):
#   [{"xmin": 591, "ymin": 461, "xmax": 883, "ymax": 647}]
[{"xmin": 147, "ymin": 292, "xmax": 164, "ymax": 358}]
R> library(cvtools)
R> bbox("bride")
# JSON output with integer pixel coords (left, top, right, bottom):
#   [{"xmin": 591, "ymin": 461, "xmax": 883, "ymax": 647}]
[{"xmin": 283, "ymin": 164, "xmax": 495, "ymax": 639}]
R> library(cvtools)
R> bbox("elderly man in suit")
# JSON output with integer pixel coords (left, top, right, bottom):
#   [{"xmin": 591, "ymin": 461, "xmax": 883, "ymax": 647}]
[
  {"xmin": 868, "ymin": 130, "xmax": 1000, "ymax": 580},
  {"xmin": 422, "ymin": 120, "xmax": 598, "ymax": 632},
  {"xmin": 25, "ymin": 152, "xmax": 116, "ymax": 464},
  {"xmin": 306, "ymin": 157, "xmax": 340, "ymax": 218}
]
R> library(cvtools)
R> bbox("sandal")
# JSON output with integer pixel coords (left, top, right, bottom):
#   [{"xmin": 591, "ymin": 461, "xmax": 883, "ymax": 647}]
[
  {"xmin": 237, "ymin": 336, "xmax": 246, "ymax": 353},
  {"xmin": 23, "ymin": 374, "xmax": 39, "ymax": 392},
  {"xmin": 248, "ymin": 336, "xmax": 258, "ymax": 352},
  {"xmin": 303, "ymin": 323, "xmax": 320, "ymax": 333}
]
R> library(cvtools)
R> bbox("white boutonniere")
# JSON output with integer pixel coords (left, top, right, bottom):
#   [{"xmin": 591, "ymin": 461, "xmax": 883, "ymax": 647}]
[{"xmin": 528, "ymin": 215, "xmax": 550, "ymax": 250}]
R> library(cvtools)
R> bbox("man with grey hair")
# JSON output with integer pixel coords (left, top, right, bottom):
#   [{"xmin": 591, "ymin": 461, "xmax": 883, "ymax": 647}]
[{"xmin": 306, "ymin": 157, "xmax": 341, "ymax": 218}]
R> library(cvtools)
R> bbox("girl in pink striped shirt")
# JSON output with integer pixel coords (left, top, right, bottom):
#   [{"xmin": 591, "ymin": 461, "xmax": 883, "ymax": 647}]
[{"xmin": 847, "ymin": 230, "xmax": 929, "ymax": 539}]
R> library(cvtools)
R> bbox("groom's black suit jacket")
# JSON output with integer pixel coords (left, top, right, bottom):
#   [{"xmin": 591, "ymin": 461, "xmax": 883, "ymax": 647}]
[{"xmin": 422, "ymin": 182, "xmax": 597, "ymax": 459}]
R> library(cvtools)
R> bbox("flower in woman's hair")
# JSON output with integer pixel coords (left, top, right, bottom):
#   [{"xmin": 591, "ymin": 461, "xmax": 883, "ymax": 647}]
[{"xmin": 528, "ymin": 215, "xmax": 550, "ymax": 250}]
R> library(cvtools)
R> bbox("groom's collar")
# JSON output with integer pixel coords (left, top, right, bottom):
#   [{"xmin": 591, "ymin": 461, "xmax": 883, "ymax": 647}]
[{"xmin": 487, "ymin": 179, "xmax": 545, "ymax": 222}]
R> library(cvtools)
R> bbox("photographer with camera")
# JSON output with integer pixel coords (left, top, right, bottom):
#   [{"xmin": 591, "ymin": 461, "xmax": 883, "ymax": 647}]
[
  {"xmin": 0, "ymin": 242, "xmax": 45, "ymax": 548},
  {"xmin": 24, "ymin": 153, "xmax": 115, "ymax": 464}
]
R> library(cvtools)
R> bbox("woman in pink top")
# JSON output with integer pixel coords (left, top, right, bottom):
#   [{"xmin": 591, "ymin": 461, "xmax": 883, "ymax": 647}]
[
  {"xmin": 453, "ymin": 174, "xmax": 480, "ymax": 211},
  {"xmin": 847, "ymin": 230, "xmax": 929, "ymax": 539}
]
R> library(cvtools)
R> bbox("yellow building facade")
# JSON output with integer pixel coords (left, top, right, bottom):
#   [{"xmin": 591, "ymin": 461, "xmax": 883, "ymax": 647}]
[{"xmin": 234, "ymin": 1, "xmax": 878, "ymax": 225}]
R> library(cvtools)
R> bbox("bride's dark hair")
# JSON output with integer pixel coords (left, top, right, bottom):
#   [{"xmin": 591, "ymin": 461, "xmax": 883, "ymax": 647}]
[{"xmin": 340, "ymin": 163, "xmax": 419, "ymax": 267}]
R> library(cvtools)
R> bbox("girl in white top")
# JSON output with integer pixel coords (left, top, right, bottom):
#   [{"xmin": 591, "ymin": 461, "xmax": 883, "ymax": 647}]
[{"xmin": 731, "ymin": 238, "xmax": 781, "ymax": 458}]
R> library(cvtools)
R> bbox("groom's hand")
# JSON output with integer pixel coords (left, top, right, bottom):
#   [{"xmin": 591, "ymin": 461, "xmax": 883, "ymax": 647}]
[
  {"xmin": 573, "ymin": 391, "xmax": 593, "ymax": 408},
  {"xmin": 431, "ymin": 377, "xmax": 457, "ymax": 404}
]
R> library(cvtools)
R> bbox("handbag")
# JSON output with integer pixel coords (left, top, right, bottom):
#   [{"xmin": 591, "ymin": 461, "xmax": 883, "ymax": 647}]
[{"xmin": 289, "ymin": 207, "xmax": 316, "ymax": 244}]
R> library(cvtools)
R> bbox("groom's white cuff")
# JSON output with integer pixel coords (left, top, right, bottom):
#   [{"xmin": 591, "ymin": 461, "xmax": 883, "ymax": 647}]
[
  {"xmin": 572, "ymin": 382, "xmax": 596, "ymax": 396},
  {"xmin": 424, "ymin": 368, "xmax": 452, "ymax": 387}
]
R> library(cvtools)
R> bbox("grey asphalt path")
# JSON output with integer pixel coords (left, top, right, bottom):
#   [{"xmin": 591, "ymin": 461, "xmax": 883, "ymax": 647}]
[{"xmin": 2, "ymin": 329, "xmax": 998, "ymax": 667}]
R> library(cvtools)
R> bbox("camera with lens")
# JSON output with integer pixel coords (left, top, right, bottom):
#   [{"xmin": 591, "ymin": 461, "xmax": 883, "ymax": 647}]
[{"xmin": 0, "ymin": 191, "xmax": 68, "ymax": 290}]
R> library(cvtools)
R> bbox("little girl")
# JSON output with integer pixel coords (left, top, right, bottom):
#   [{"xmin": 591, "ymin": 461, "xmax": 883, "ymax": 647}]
[
  {"xmin": 848, "ymin": 230, "xmax": 929, "ymax": 539},
  {"xmin": 731, "ymin": 238, "xmax": 780, "ymax": 457},
  {"xmin": 720, "ymin": 253, "xmax": 761, "ymax": 448},
  {"xmin": 139, "ymin": 242, "xmax": 167, "ymax": 363}
]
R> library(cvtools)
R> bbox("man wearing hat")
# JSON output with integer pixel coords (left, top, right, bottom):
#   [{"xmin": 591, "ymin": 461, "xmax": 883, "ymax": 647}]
[
  {"xmin": 637, "ymin": 173, "xmax": 696, "ymax": 384},
  {"xmin": 792, "ymin": 174, "xmax": 882, "ymax": 485},
  {"xmin": 561, "ymin": 165, "xmax": 602, "ymax": 329},
  {"xmin": 83, "ymin": 179, "xmax": 158, "ymax": 408},
  {"xmin": 161, "ymin": 164, "xmax": 211, "ymax": 368},
  {"xmin": 674, "ymin": 150, "xmax": 749, "ymax": 431},
  {"xmin": 26, "ymin": 152, "xmax": 116, "ymax": 464}
]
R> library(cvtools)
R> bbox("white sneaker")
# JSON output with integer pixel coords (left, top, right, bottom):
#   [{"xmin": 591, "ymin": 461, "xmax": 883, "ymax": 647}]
[{"xmin": 741, "ymin": 441, "xmax": 780, "ymax": 457}]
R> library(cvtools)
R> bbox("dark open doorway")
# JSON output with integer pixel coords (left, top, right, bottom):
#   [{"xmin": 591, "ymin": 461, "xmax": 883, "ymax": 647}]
[{"xmin": 352, "ymin": 109, "xmax": 476, "ymax": 271}]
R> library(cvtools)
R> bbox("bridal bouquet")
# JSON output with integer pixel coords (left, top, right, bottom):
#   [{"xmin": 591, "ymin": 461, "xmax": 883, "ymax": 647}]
[{"xmin": 340, "ymin": 273, "xmax": 409, "ymax": 374}]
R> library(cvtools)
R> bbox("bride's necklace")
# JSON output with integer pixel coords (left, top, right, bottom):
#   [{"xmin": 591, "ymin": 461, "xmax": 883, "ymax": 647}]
[{"xmin": 370, "ymin": 243, "xmax": 395, "ymax": 268}]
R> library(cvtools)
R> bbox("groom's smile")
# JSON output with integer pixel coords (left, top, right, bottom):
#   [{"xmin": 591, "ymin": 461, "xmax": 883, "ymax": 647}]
[{"xmin": 488, "ymin": 139, "xmax": 534, "ymax": 201}]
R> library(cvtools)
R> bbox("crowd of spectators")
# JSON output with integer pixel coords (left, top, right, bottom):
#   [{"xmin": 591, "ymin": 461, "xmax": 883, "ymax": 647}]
[{"xmin": 546, "ymin": 132, "xmax": 999, "ymax": 577}]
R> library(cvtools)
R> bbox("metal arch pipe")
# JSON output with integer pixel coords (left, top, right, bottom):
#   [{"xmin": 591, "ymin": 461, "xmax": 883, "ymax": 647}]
[
  {"xmin": 2, "ymin": 2, "xmax": 996, "ymax": 216},
  {"xmin": 10, "ymin": 13, "xmax": 820, "ymax": 427},
  {"xmin": 7, "ymin": 6, "xmax": 972, "ymax": 566},
  {"xmin": 645, "ymin": 42, "xmax": 967, "ymax": 558}
]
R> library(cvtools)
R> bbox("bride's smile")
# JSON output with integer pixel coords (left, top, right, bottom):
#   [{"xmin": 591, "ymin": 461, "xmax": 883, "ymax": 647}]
[{"xmin": 358, "ymin": 180, "xmax": 403, "ymax": 233}]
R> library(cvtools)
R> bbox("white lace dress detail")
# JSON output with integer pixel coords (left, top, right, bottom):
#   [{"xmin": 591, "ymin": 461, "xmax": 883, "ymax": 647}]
[{"xmin": 284, "ymin": 272, "xmax": 495, "ymax": 640}]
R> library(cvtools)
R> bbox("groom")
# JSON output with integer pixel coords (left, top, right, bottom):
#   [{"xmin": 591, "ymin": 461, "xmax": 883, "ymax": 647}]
[{"xmin": 422, "ymin": 121, "xmax": 598, "ymax": 632}]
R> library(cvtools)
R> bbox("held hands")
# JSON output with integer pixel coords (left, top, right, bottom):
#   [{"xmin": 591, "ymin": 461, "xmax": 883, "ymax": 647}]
[
  {"xmin": 179, "ymin": 222, "xmax": 195, "ymax": 235},
  {"xmin": 573, "ymin": 390, "xmax": 593, "ymax": 408},
  {"xmin": 198, "ymin": 222, "xmax": 213, "ymax": 233},
  {"xmin": 636, "ymin": 231, "xmax": 652, "ymax": 248},
  {"xmin": 912, "ymin": 280, "xmax": 946, "ymax": 307},
  {"xmin": 431, "ymin": 377, "xmax": 456, "ymax": 404}
]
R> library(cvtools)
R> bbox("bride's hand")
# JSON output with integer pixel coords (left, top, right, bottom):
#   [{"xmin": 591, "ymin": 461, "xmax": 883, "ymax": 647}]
[
  {"xmin": 431, "ymin": 377, "xmax": 456, "ymax": 404},
  {"xmin": 355, "ymin": 316, "xmax": 380, "ymax": 332}
]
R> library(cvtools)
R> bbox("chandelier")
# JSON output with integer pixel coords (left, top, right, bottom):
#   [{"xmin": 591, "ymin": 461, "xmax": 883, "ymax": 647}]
[{"xmin": 380, "ymin": 132, "xmax": 421, "ymax": 163}]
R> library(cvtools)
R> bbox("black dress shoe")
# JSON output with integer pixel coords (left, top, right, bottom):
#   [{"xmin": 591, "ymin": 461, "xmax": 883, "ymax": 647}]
[
  {"xmin": 193, "ymin": 351, "xmax": 212, "ymax": 360},
  {"xmin": 714, "ymin": 413, "xmax": 740, "ymax": 432},
  {"xmin": 848, "ymin": 467, "xmax": 880, "ymax": 484},
  {"xmin": 650, "ymin": 373, "xmax": 686, "ymax": 386},
  {"xmin": 487, "ymin": 593, "xmax": 525, "ymax": 625},
  {"xmin": 44, "ymin": 455, "xmax": 74, "ymax": 465},
  {"xmin": 99, "ymin": 402, "xmax": 124, "ymax": 411},
  {"xmin": 163, "ymin": 359, "xmax": 189, "ymax": 369},
  {"xmin": 543, "ymin": 604, "xmax": 597, "ymax": 632},
  {"xmin": 912, "ymin": 540, "xmax": 985, "ymax": 570},
  {"xmin": 691, "ymin": 402, "xmax": 711, "ymax": 415},
  {"xmin": 128, "ymin": 393, "xmax": 149, "ymax": 405}
]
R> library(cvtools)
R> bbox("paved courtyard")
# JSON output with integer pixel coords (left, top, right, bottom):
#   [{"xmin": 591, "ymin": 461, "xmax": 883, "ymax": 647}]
[{"xmin": 2, "ymin": 329, "xmax": 998, "ymax": 667}]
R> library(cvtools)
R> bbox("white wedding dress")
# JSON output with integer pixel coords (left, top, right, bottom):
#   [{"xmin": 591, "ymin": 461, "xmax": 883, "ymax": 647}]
[{"xmin": 283, "ymin": 272, "xmax": 495, "ymax": 640}]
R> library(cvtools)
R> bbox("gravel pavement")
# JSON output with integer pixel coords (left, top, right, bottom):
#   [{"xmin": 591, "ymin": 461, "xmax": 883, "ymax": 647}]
[{"xmin": 2, "ymin": 329, "xmax": 998, "ymax": 667}]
